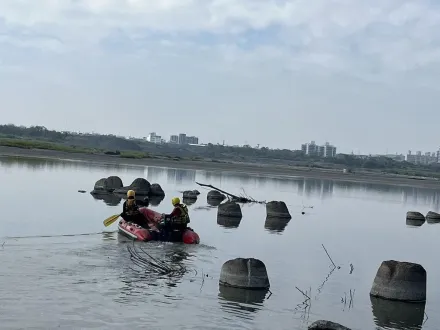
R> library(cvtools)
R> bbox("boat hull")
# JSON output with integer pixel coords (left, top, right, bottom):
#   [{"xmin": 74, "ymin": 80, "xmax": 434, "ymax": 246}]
[{"xmin": 117, "ymin": 207, "xmax": 200, "ymax": 244}]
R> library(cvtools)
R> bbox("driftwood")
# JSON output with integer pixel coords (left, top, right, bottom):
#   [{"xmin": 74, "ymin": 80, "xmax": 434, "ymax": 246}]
[{"xmin": 195, "ymin": 182, "xmax": 265, "ymax": 204}]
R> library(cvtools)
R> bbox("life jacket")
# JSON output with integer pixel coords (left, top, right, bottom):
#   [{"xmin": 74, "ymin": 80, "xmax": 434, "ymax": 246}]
[
  {"xmin": 125, "ymin": 200, "xmax": 140, "ymax": 216},
  {"xmin": 172, "ymin": 204, "xmax": 190, "ymax": 224}
]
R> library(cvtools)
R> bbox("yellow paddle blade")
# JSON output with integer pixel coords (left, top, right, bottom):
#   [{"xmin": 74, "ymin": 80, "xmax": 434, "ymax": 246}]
[{"xmin": 103, "ymin": 214, "xmax": 120, "ymax": 227}]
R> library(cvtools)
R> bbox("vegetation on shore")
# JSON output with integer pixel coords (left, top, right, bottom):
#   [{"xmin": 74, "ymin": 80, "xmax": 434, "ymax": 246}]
[{"xmin": 1, "ymin": 123, "xmax": 440, "ymax": 179}]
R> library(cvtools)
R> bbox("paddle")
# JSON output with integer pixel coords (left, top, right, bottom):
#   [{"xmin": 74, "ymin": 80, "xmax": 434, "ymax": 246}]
[{"xmin": 103, "ymin": 214, "xmax": 120, "ymax": 227}]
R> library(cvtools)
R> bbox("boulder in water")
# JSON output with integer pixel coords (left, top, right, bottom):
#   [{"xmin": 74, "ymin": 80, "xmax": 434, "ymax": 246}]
[
  {"xmin": 91, "ymin": 176, "xmax": 123, "ymax": 194},
  {"xmin": 149, "ymin": 183, "xmax": 165, "ymax": 197},
  {"xmin": 406, "ymin": 211, "xmax": 425, "ymax": 221},
  {"xmin": 207, "ymin": 190, "xmax": 226, "ymax": 201},
  {"xmin": 308, "ymin": 320, "xmax": 351, "ymax": 330},
  {"xmin": 219, "ymin": 258, "xmax": 270, "ymax": 290},
  {"xmin": 114, "ymin": 178, "xmax": 151, "ymax": 196},
  {"xmin": 426, "ymin": 211, "xmax": 440, "ymax": 224},
  {"xmin": 370, "ymin": 260, "xmax": 427, "ymax": 302},
  {"xmin": 266, "ymin": 201, "xmax": 291, "ymax": 219},
  {"xmin": 217, "ymin": 201, "xmax": 242, "ymax": 218},
  {"xmin": 183, "ymin": 190, "xmax": 199, "ymax": 199}
]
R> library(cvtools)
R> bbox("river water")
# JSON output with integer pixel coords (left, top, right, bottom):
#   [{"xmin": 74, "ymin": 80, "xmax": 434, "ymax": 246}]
[{"xmin": 0, "ymin": 157, "xmax": 439, "ymax": 330}]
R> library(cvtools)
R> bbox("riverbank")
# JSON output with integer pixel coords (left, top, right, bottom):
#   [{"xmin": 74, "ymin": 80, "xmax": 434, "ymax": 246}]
[{"xmin": 1, "ymin": 145, "xmax": 440, "ymax": 189}]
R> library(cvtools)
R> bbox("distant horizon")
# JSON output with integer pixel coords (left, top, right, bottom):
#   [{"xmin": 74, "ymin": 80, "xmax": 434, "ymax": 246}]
[{"xmin": 1, "ymin": 121, "xmax": 436, "ymax": 157}]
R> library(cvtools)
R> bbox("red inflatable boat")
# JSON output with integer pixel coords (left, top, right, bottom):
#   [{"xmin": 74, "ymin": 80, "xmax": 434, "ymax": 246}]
[{"xmin": 118, "ymin": 207, "xmax": 200, "ymax": 244}]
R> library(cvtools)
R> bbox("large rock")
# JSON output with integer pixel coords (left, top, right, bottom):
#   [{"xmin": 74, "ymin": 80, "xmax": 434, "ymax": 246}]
[
  {"xmin": 426, "ymin": 211, "xmax": 440, "ymax": 224},
  {"xmin": 104, "ymin": 176, "xmax": 123, "ymax": 192},
  {"xmin": 207, "ymin": 190, "xmax": 226, "ymax": 201},
  {"xmin": 370, "ymin": 260, "xmax": 427, "ymax": 302},
  {"xmin": 370, "ymin": 295, "xmax": 425, "ymax": 330},
  {"xmin": 183, "ymin": 197, "xmax": 197, "ymax": 206},
  {"xmin": 183, "ymin": 190, "xmax": 199, "ymax": 199},
  {"xmin": 149, "ymin": 183, "xmax": 165, "ymax": 196},
  {"xmin": 217, "ymin": 215, "xmax": 242, "ymax": 228},
  {"xmin": 218, "ymin": 201, "xmax": 242, "ymax": 218},
  {"xmin": 308, "ymin": 320, "xmax": 351, "ymax": 330},
  {"xmin": 219, "ymin": 258, "xmax": 270, "ymax": 290},
  {"xmin": 91, "ymin": 176, "xmax": 123, "ymax": 194},
  {"xmin": 149, "ymin": 195, "xmax": 164, "ymax": 206},
  {"xmin": 266, "ymin": 201, "xmax": 291, "ymax": 219},
  {"xmin": 114, "ymin": 178, "xmax": 151, "ymax": 196},
  {"xmin": 406, "ymin": 211, "xmax": 425, "ymax": 227}
]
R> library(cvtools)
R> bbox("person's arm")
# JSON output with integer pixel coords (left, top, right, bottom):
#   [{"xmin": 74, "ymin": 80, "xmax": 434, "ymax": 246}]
[{"xmin": 120, "ymin": 201, "xmax": 127, "ymax": 217}]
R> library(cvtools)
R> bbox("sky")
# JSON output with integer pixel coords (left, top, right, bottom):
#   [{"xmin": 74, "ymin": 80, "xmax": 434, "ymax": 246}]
[{"xmin": 1, "ymin": 1, "xmax": 440, "ymax": 155}]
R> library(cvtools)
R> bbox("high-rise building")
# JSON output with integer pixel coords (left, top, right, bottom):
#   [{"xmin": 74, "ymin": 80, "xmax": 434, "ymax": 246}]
[
  {"xmin": 178, "ymin": 133, "xmax": 187, "ymax": 145},
  {"xmin": 146, "ymin": 132, "xmax": 162, "ymax": 144},
  {"xmin": 301, "ymin": 141, "xmax": 336, "ymax": 158},
  {"xmin": 186, "ymin": 136, "xmax": 199, "ymax": 144},
  {"xmin": 169, "ymin": 135, "xmax": 178, "ymax": 144}
]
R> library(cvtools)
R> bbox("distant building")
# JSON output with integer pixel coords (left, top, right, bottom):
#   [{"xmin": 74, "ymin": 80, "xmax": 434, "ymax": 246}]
[
  {"xmin": 186, "ymin": 136, "xmax": 199, "ymax": 144},
  {"xmin": 384, "ymin": 154, "xmax": 405, "ymax": 162},
  {"xmin": 169, "ymin": 135, "xmax": 178, "ymax": 144},
  {"xmin": 301, "ymin": 141, "xmax": 336, "ymax": 158},
  {"xmin": 178, "ymin": 133, "xmax": 187, "ymax": 145},
  {"xmin": 406, "ymin": 150, "xmax": 437, "ymax": 165},
  {"xmin": 146, "ymin": 132, "xmax": 162, "ymax": 144}
]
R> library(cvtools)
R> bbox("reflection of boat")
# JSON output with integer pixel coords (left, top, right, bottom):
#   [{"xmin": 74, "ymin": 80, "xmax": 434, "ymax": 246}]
[
  {"xmin": 118, "ymin": 207, "xmax": 200, "ymax": 244},
  {"xmin": 370, "ymin": 295, "xmax": 425, "ymax": 330}
]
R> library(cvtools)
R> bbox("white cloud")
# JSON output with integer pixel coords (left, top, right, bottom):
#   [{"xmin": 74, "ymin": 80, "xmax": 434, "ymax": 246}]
[{"xmin": 1, "ymin": 1, "xmax": 440, "ymax": 153}]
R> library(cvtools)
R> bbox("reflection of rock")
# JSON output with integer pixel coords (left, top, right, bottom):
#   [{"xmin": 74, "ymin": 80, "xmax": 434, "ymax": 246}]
[
  {"xmin": 426, "ymin": 211, "xmax": 440, "ymax": 224},
  {"xmin": 217, "ymin": 215, "xmax": 242, "ymax": 228},
  {"xmin": 114, "ymin": 178, "xmax": 151, "ymax": 196},
  {"xmin": 149, "ymin": 183, "xmax": 165, "ymax": 196},
  {"xmin": 266, "ymin": 201, "xmax": 291, "ymax": 219},
  {"xmin": 218, "ymin": 285, "xmax": 268, "ymax": 314},
  {"xmin": 219, "ymin": 258, "xmax": 270, "ymax": 289},
  {"xmin": 91, "ymin": 176, "xmax": 124, "ymax": 194},
  {"xmin": 149, "ymin": 195, "xmax": 164, "ymax": 206},
  {"xmin": 264, "ymin": 217, "xmax": 290, "ymax": 232},
  {"xmin": 207, "ymin": 190, "xmax": 226, "ymax": 202},
  {"xmin": 308, "ymin": 320, "xmax": 351, "ymax": 330},
  {"xmin": 90, "ymin": 192, "xmax": 122, "ymax": 206},
  {"xmin": 218, "ymin": 201, "xmax": 242, "ymax": 218},
  {"xmin": 370, "ymin": 295, "xmax": 425, "ymax": 330},
  {"xmin": 370, "ymin": 260, "xmax": 427, "ymax": 302},
  {"xmin": 183, "ymin": 197, "xmax": 197, "ymax": 206},
  {"xmin": 406, "ymin": 211, "xmax": 425, "ymax": 227}
]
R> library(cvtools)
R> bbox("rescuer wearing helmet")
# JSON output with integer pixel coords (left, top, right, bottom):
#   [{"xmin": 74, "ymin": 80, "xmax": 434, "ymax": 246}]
[
  {"xmin": 160, "ymin": 197, "xmax": 190, "ymax": 233},
  {"xmin": 120, "ymin": 190, "xmax": 148, "ymax": 227}
]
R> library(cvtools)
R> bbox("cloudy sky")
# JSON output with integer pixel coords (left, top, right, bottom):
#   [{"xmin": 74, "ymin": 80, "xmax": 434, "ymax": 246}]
[{"xmin": 0, "ymin": 1, "xmax": 439, "ymax": 154}]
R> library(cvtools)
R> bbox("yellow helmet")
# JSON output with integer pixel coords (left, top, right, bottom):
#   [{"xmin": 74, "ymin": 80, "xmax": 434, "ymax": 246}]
[
  {"xmin": 172, "ymin": 197, "xmax": 180, "ymax": 206},
  {"xmin": 127, "ymin": 190, "xmax": 136, "ymax": 198}
]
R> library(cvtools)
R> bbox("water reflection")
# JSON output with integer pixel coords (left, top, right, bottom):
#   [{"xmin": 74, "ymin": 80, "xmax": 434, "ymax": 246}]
[
  {"xmin": 90, "ymin": 192, "xmax": 122, "ymax": 206},
  {"xmin": 183, "ymin": 197, "xmax": 198, "ymax": 206},
  {"xmin": 149, "ymin": 195, "xmax": 165, "ymax": 206},
  {"xmin": 217, "ymin": 215, "xmax": 242, "ymax": 229},
  {"xmin": 406, "ymin": 218, "xmax": 425, "ymax": 227},
  {"xmin": 166, "ymin": 168, "xmax": 196, "ymax": 184},
  {"xmin": 218, "ymin": 285, "xmax": 268, "ymax": 320},
  {"xmin": 264, "ymin": 217, "xmax": 290, "ymax": 233},
  {"xmin": 370, "ymin": 296, "xmax": 426, "ymax": 330}
]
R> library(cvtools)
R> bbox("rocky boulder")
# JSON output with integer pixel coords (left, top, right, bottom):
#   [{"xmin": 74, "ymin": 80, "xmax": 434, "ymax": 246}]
[
  {"xmin": 308, "ymin": 320, "xmax": 351, "ymax": 330},
  {"xmin": 149, "ymin": 183, "xmax": 165, "ymax": 196},
  {"xmin": 207, "ymin": 190, "xmax": 226, "ymax": 201},
  {"xmin": 114, "ymin": 178, "xmax": 151, "ymax": 196},
  {"xmin": 370, "ymin": 260, "xmax": 427, "ymax": 302},
  {"xmin": 91, "ymin": 176, "xmax": 123, "ymax": 194},
  {"xmin": 218, "ymin": 201, "xmax": 242, "ymax": 218},
  {"xmin": 426, "ymin": 211, "xmax": 440, "ymax": 224},
  {"xmin": 266, "ymin": 201, "xmax": 291, "ymax": 219},
  {"xmin": 183, "ymin": 190, "xmax": 200, "ymax": 199},
  {"xmin": 219, "ymin": 258, "xmax": 270, "ymax": 290}
]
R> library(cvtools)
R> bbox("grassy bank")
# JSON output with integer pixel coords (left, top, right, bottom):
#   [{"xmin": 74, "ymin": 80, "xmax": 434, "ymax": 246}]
[{"xmin": 0, "ymin": 138, "xmax": 95, "ymax": 154}]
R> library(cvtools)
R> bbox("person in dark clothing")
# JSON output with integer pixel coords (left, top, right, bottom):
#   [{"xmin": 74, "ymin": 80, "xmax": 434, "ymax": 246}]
[
  {"xmin": 159, "ymin": 197, "xmax": 190, "ymax": 235},
  {"xmin": 120, "ymin": 190, "xmax": 149, "ymax": 228}
]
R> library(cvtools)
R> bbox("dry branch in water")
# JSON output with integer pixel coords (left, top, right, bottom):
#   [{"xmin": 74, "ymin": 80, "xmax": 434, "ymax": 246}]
[{"xmin": 195, "ymin": 182, "xmax": 265, "ymax": 204}]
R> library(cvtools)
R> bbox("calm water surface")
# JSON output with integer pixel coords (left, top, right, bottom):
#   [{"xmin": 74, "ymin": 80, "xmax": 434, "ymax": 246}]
[{"xmin": 1, "ymin": 157, "xmax": 440, "ymax": 330}]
